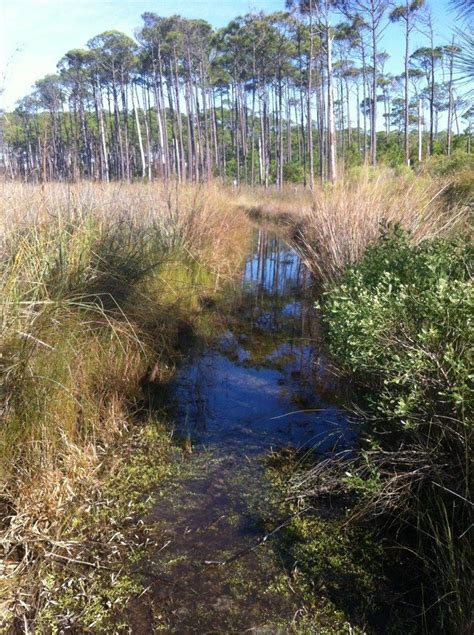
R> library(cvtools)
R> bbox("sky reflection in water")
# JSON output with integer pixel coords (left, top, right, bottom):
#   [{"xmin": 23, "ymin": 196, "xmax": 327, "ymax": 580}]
[{"xmin": 173, "ymin": 230, "xmax": 356, "ymax": 456}]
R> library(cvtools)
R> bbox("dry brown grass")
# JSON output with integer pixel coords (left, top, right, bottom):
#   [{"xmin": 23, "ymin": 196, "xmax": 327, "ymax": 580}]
[
  {"xmin": 0, "ymin": 180, "xmax": 251, "ymax": 626},
  {"xmin": 0, "ymin": 179, "xmax": 249, "ymax": 490},
  {"xmin": 237, "ymin": 169, "xmax": 471, "ymax": 285},
  {"xmin": 0, "ymin": 181, "xmax": 249, "ymax": 276}
]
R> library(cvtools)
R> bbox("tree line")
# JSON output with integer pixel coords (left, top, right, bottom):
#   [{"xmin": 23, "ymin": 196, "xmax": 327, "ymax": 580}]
[{"xmin": 1, "ymin": 0, "xmax": 472, "ymax": 185}]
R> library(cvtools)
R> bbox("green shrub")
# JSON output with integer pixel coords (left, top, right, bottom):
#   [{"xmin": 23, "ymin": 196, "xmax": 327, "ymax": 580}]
[
  {"xmin": 324, "ymin": 230, "xmax": 472, "ymax": 420},
  {"xmin": 377, "ymin": 138, "xmax": 405, "ymax": 167},
  {"xmin": 321, "ymin": 229, "xmax": 473, "ymax": 632},
  {"xmin": 343, "ymin": 142, "xmax": 364, "ymax": 169},
  {"xmin": 283, "ymin": 160, "xmax": 305, "ymax": 183},
  {"xmin": 423, "ymin": 151, "xmax": 474, "ymax": 176}
]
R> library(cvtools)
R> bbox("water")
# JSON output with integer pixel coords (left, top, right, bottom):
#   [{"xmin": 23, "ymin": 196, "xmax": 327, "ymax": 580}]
[
  {"xmin": 129, "ymin": 228, "xmax": 356, "ymax": 633},
  {"xmin": 174, "ymin": 230, "xmax": 354, "ymax": 456}
]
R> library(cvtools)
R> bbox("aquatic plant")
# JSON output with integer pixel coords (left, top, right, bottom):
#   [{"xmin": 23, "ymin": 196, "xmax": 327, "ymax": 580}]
[{"xmin": 0, "ymin": 180, "xmax": 250, "ymax": 626}]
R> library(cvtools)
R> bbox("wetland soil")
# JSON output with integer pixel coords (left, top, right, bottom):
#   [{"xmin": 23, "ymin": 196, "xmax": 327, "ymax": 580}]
[{"xmin": 128, "ymin": 228, "xmax": 356, "ymax": 633}]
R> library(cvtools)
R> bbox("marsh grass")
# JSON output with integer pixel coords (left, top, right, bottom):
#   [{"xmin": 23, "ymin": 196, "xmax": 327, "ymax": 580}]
[
  {"xmin": 238, "ymin": 168, "xmax": 471, "ymax": 286},
  {"xmin": 1, "ymin": 181, "xmax": 249, "ymax": 485},
  {"xmin": 0, "ymin": 180, "xmax": 250, "ymax": 624}
]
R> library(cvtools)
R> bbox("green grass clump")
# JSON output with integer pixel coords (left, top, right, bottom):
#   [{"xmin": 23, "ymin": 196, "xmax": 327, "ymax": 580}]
[
  {"xmin": 0, "ymin": 182, "xmax": 249, "ymax": 497},
  {"xmin": 320, "ymin": 228, "xmax": 473, "ymax": 632}
]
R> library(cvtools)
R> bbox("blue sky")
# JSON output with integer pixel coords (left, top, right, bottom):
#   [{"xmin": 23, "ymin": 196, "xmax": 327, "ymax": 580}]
[{"xmin": 0, "ymin": 0, "xmax": 456, "ymax": 111}]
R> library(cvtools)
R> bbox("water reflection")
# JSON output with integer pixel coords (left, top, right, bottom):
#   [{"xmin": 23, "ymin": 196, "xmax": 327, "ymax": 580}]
[
  {"xmin": 173, "ymin": 228, "xmax": 356, "ymax": 456},
  {"xmin": 135, "ymin": 228, "xmax": 357, "ymax": 632},
  {"xmin": 243, "ymin": 231, "xmax": 309, "ymax": 296}
]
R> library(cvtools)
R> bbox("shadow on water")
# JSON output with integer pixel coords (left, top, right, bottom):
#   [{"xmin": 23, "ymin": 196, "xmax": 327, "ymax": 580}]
[{"xmin": 129, "ymin": 227, "xmax": 358, "ymax": 633}]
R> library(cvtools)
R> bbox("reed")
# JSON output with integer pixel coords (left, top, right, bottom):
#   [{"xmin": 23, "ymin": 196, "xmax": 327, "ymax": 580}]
[{"xmin": 299, "ymin": 169, "xmax": 471, "ymax": 285}]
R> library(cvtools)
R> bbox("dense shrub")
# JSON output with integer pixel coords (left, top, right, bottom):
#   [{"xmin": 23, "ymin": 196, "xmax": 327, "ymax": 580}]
[
  {"xmin": 377, "ymin": 137, "xmax": 405, "ymax": 167},
  {"xmin": 321, "ymin": 230, "xmax": 473, "ymax": 632},
  {"xmin": 283, "ymin": 160, "xmax": 305, "ymax": 183},
  {"xmin": 324, "ymin": 230, "xmax": 472, "ymax": 421},
  {"xmin": 422, "ymin": 150, "xmax": 474, "ymax": 176}
]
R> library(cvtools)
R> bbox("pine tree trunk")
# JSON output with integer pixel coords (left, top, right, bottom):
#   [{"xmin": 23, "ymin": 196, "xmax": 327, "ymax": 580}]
[
  {"xmin": 404, "ymin": 8, "xmax": 410, "ymax": 165},
  {"xmin": 132, "ymin": 84, "xmax": 146, "ymax": 179},
  {"xmin": 327, "ymin": 20, "xmax": 337, "ymax": 183}
]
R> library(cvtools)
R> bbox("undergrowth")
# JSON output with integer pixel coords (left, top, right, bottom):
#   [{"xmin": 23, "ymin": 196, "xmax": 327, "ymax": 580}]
[{"xmin": 293, "ymin": 229, "xmax": 473, "ymax": 633}]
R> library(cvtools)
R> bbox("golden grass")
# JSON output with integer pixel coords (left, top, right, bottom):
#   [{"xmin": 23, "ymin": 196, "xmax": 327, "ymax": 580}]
[
  {"xmin": 1, "ymin": 181, "xmax": 248, "ymax": 277},
  {"xmin": 0, "ymin": 181, "xmax": 251, "ymax": 624},
  {"xmin": 237, "ymin": 168, "xmax": 471, "ymax": 285}
]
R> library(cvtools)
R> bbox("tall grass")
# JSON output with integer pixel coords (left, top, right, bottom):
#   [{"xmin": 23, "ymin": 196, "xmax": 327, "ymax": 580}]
[
  {"xmin": 237, "ymin": 168, "xmax": 470, "ymax": 286},
  {"xmin": 0, "ymin": 181, "xmax": 250, "ymax": 589}
]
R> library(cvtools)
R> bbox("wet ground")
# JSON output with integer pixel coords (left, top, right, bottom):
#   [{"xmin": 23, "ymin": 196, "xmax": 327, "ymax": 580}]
[{"xmin": 130, "ymin": 228, "xmax": 356, "ymax": 633}]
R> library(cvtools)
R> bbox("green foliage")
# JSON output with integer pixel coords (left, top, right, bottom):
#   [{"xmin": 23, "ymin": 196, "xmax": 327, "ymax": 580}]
[
  {"xmin": 321, "ymin": 229, "xmax": 473, "ymax": 631},
  {"xmin": 377, "ymin": 137, "xmax": 405, "ymax": 167},
  {"xmin": 423, "ymin": 150, "xmax": 474, "ymax": 176},
  {"xmin": 282, "ymin": 160, "xmax": 305, "ymax": 183},
  {"xmin": 343, "ymin": 142, "xmax": 364, "ymax": 169},
  {"xmin": 323, "ymin": 229, "xmax": 472, "ymax": 426}
]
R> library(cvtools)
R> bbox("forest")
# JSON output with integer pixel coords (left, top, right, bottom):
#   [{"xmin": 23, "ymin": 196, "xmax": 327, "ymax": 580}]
[
  {"xmin": 1, "ymin": 0, "xmax": 473, "ymax": 185},
  {"xmin": 0, "ymin": 1, "xmax": 472, "ymax": 634}
]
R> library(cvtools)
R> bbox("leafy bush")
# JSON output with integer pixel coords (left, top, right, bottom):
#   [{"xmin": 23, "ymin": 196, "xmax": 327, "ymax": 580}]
[
  {"xmin": 422, "ymin": 150, "xmax": 474, "ymax": 176},
  {"xmin": 324, "ymin": 230, "xmax": 472, "ymax": 421},
  {"xmin": 283, "ymin": 160, "xmax": 305, "ymax": 183},
  {"xmin": 377, "ymin": 138, "xmax": 405, "ymax": 167},
  {"xmin": 320, "ymin": 229, "xmax": 473, "ymax": 632}
]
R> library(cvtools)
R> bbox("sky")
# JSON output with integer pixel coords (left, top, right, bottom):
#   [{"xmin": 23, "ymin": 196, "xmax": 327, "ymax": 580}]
[{"xmin": 0, "ymin": 0, "xmax": 457, "ymax": 111}]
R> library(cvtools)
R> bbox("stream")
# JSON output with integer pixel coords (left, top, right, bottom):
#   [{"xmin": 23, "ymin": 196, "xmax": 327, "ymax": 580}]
[{"xmin": 129, "ymin": 227, "xmax": 356, "ymax": 633}]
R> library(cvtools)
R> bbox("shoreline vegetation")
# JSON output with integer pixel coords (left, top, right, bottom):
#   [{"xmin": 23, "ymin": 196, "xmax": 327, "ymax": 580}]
[
  {"xmin": 0, "ymin": 161, "xmax": 472, "ymax": 632},
  {"xmin": 1, "ymin": 0, "xmax": 472, "ymax": 630},
  {"xmin": 0, "ymin": 181, "xmax": 251, "ymax": 629}
]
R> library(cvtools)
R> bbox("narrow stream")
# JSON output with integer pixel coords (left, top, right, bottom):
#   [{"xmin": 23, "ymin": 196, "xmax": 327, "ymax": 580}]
[{"xmin": 130, "ymin": 228, "xmax": 356, "ymax": 633}]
